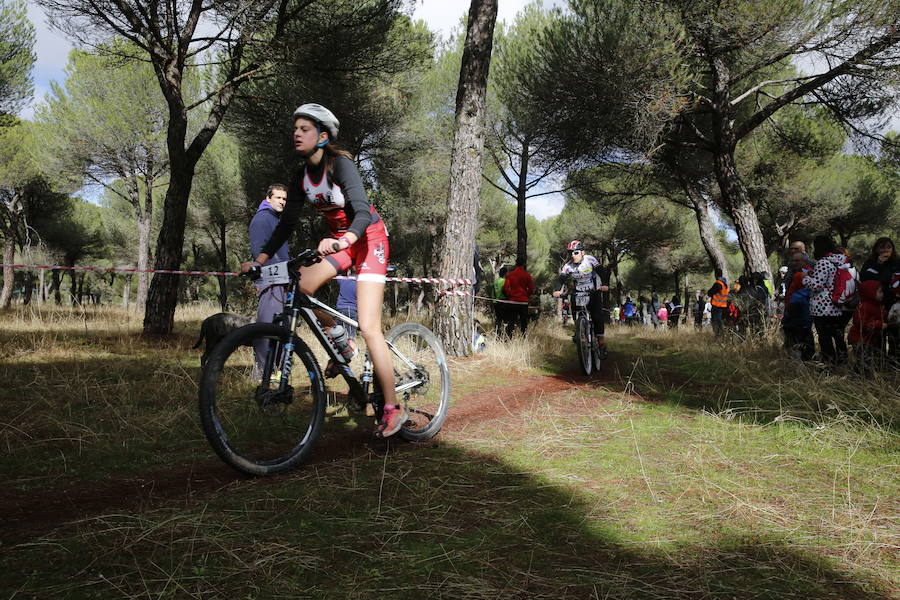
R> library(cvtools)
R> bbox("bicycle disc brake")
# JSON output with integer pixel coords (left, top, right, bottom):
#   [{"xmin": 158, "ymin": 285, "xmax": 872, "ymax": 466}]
[{"xmin": 255, "ymin": 386, "xmax": 294, "ymax": 417}]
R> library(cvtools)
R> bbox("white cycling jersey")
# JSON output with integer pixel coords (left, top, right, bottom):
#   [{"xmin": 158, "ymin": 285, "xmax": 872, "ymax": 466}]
[{"xmin": 559, "ymin": 255, "xmax": 603, "ymax": 292}]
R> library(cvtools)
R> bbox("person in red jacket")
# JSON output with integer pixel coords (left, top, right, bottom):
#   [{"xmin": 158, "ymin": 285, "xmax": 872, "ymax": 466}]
[
  {"xmin": 848, "ymin": 280, "xmax": 886, "ymax": 374},
  {"xmin": 502, "ymin": 258, "xmax": 535, "ymax": 337}
]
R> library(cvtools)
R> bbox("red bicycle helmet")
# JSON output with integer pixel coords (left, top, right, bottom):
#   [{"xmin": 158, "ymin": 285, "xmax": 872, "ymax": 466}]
[{"xmin": 567, "ymin": 240, "xmax": 585, "ymax": 252}]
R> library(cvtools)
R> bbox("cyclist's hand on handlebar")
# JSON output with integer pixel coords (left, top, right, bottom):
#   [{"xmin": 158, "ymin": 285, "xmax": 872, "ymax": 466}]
[
  {"xmin": 599, "ymin": 285, "xmax": 609, "ymax": 292},
  {"xmin": 552, "ymin": 290, "xmax": 562, "ymax": 298},
  {"xmin": 318, "ymin": 238, "xmax": 344, "ymax": 256},
  {"xmin": 241, "ymin": 261, "xmax": 261, "ymax": 280}
]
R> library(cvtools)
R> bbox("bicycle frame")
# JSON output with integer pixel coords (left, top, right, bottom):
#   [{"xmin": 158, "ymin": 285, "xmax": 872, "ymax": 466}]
[
  {"xmin": 264, "ymin": 277, "xmax": 426, "ymax": 410},
  {"xmin": 569, "ymin": 291, "xmax": 593, "ymax": 331}
]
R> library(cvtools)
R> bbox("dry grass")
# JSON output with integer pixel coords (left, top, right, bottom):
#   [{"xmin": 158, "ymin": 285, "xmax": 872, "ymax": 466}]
[
  {"xmin": 609, "ymin": 322, "xmax": 900, "ymax": 428},
  {"xmin": 3, "ymin": 304, "xmax": 899, "ymax": 599}
]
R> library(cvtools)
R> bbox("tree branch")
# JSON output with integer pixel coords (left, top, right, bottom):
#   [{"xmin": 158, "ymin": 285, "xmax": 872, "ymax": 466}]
[
  {"xmin": 735, "ymin": 27, "xmax": 900, "ymax": 141},
  {"xmin": 731, "ymin": 74, "xmax": 819, "ymax": 107}
]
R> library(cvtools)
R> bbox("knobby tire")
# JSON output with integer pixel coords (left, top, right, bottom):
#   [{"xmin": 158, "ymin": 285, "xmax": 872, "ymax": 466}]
[
  {"xmin": 199, "ymin": 322, "xmax": 326, "ymax": 476},
  {"xmin": 385, "ymin": 323, "xmax": 451, "ymax": 442},
  {"xmin": 575, "ymin": 316, "xmax": 593, "ymax": 376}
]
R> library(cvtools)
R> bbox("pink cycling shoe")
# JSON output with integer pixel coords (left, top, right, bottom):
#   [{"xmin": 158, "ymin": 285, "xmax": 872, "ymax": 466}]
[{"xmin": 374, "ymin": 403, "xmax": 408, "ymax": 438}]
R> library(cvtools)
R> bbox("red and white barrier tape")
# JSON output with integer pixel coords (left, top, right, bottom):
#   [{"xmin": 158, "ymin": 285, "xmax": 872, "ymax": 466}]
[
  {"xmin": 0, "ymin": 263, "xmax": 241, "ymax": 276},
  {"xmin": 1, "ymin": 264, "xmax": 472, "ymax": 286},
  {"xmin": 473, "ymin": 294, "xmax": 528, "ymax": 305},
  {"xmin": 434, "ymin": 290, "xmax": 529, "ymax": 305},
  {"xmin": 335, "ymin": 274, "xmax": 472, "ymax": 286}
]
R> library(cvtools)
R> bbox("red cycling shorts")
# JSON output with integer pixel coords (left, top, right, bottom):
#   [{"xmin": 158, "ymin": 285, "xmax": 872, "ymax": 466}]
[{"xmin": 324, "ymin": 220, "xmax": 389, "ymax": 283}]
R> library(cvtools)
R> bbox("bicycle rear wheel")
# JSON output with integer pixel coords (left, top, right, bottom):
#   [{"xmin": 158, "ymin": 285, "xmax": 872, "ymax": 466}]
[
  {"xmin": 575, "ymin": 316, "xmax": 593, "ymax": 375},
  {"xmin": 385, "ymin": 323, "xmax": 451, "ymax": 442},
  {"xmin": 199, "ymin": 323, "xmax": 326, "ymax": 476}
]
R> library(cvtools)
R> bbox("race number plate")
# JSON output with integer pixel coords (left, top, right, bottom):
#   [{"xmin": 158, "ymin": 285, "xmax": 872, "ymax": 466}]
[{"xmin": 257, "ymin": 261, "xmax": 291, "ymax": 286}]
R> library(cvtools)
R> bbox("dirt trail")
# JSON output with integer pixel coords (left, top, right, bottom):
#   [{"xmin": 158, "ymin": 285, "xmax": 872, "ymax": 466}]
[{"xmin": 0, "ymin": 358, "xmax": 629, "ymax": 545}]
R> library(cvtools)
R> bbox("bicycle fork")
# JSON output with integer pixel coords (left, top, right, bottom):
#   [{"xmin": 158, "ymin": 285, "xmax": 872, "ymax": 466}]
[{"xmin": 263, "ymin": 292, "xmax": 302, "ymax": 393}]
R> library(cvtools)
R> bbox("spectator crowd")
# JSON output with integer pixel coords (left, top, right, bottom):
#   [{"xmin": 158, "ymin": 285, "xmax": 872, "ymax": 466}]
[{"xmin": 605, "ymin": 236, "xmax": 899, "ymax": 375}]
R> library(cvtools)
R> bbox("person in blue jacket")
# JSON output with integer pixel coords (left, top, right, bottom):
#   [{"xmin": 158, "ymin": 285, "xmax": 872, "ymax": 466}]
[{"xmin": 249, "ymin": 184, "xmax": 289, "ymax": 370}]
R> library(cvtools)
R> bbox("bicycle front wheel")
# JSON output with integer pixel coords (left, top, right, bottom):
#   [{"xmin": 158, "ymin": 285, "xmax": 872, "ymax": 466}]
[
  {"xmin": 575, "ymin": 316, "xmax": 593, "ymax": 375},
  {"xmin": 199, "ymin": 323, "xmax": 326, "ymax": 476},
  {"xmin": 385, "ymin": 323, "xmax": 451, "ymax": 442}
]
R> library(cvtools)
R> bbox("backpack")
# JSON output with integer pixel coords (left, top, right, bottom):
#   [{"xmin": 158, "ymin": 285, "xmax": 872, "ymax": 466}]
[{"xmin": 831, "ymin": 267, "xmax": 859, "ymax": 310}]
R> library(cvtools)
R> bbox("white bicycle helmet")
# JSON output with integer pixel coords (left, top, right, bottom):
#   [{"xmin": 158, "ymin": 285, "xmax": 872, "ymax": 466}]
[{"xmin": 292, "ymin": 103, "xmax": 340, "ymax": 141}]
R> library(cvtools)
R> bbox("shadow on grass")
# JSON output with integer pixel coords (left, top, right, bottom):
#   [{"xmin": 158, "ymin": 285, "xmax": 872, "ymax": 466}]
[
  {"xmin": 539, "ymin": 326, "xmax": 899, "ymax": 431},
  {"xmin": 1, "ymin": 441, "xmax": 892, "ymax": 599},
  {"xmin": 0, "ymin": 350, "xmax": 414, "ymax": 543},
  {"xmin": 1, "ymin": 328, "xmax": 895, "ymax": 598}
]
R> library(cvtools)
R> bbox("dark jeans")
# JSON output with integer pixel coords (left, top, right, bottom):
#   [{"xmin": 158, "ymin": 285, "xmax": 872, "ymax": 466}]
[
  {"xmin": 506, "ymin": 304, "xmax": 530, "ymax": 337},
  {"xmin": 494, "ymin": 302, "xmax": 510, "ymax": 336},
  {"xmin": 711, "ymin": 306, "xmax": 725, "ymax": 336},
  {"xmin": 852, "ymin": 342, "xmax": 879, "ymax": 374},
  {"xmin": 813, "ymin": 315, "xmax": 848, "ymax": 365},
  {"xmin": 783, "ymin": 326, "xmax": 815, "ymax": 361}
]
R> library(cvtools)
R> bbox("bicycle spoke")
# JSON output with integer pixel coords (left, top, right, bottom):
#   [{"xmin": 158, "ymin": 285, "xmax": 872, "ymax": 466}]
[
  {"xmin": 384, "ymin": 323, "xmax": 450, "ymax": 441},
  {"xmin": 199, "ymin": 324, "xmax": 325, "ymax": 476}
]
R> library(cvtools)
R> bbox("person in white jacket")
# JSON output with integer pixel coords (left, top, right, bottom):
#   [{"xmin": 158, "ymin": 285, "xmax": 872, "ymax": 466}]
[{"xmin": 803, "ymin": 235, "xmax": 848, "ymax": 365}]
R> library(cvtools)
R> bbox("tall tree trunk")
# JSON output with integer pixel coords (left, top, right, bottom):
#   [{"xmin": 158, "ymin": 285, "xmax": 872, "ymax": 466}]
[
  {"xmin": 433, "ymin": 0, "xmax": 498, "ymax": 356},
  {"xmin": 77, "ymin": 273, "xmax": 86, "ymax": 305},
  {"xmin": 51, "ymin": 269, "xmax": 61, "ymax": 305},
  {"xmin": 681, "ymin": 177, "xmax": 730, "ymax": 280},
  {"xmin": 123, "ymin": 273, "xmax": 131, "ymax": 311},
  {"xmin": 710, "ymin": 56, "xmax": 770, "ymax": 279},
  {"xmin": 0, "ymin": 238, "xmax": 14, "ymax": 309},
  {"xmin": 68, "ymin": 267, "xmax": 78, "ymax": 306},
  {"xmin": 135, "ymin": 176, "xmax": 154, "ymax": 310},
  {"xmin": 515, "ymin": 136, "xmax": 530, "ymax": 266},
  {"xmin": 23, "ymin": 272, "xmax": 34, "ymax": 305},
  {"xmin": 610, "ymin": 259, "xmax": 621, "ymax": 306},
  {"xmin": 217, "ymin": 222, "xmax": 228, "ymax": 312},
  {"xmin": 143, "ymin": 158, "xmax": 197, "ymax": 335},
  {"xmin": 38, "ymin": 268, "xmax": 45, "ymax": 305}
]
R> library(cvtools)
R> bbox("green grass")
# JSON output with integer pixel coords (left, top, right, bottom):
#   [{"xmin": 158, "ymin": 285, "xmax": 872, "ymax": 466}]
[{"xmin": 1, "ymin": 306, "xmax": 898, "ymax": 599}]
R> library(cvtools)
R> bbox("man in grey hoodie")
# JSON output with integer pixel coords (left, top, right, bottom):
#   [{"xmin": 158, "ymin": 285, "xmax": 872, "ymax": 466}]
[{"xmin": 249, "ymin": 184, "xmax": 289, "ymax": 370}]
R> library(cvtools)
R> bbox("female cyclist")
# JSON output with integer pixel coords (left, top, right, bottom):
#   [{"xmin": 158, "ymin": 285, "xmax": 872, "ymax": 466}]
[{"xmin": 242, "ymin": 103, "xmax": 406, "ymax": 438}]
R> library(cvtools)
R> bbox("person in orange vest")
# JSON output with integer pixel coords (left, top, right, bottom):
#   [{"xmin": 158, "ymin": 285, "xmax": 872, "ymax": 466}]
[
  {"xmin": 707, "ymin": 268, "xmax": 729, "ymax": 336},
  {"xmin": 502, "ymin": 258, "xmax": 536, "ymax": 337}
]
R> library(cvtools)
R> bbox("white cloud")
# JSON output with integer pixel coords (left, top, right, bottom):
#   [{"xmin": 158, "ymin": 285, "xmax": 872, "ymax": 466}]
[
  {"xmin": 526, "ymin": 193, "xmax": 565, "ymax": 220},
  {"xmin": 21, "ymin": 2, "xmax": 73, "ymax": 118}
]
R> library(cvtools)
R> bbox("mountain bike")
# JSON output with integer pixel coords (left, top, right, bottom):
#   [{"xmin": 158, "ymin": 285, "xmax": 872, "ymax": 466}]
[
  {"xmin": 198, "ymin": 249, "xmax": 451, "ymax": 476},
  {"xmin": 564, "ymin": 276, "xmax": 605, "ymax": 375}
]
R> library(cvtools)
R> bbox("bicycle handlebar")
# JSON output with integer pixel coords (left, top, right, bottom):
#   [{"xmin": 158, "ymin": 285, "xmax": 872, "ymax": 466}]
[{"xmin": 246, "ymin": 249, "xmax": 321, "ymax": 281}]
